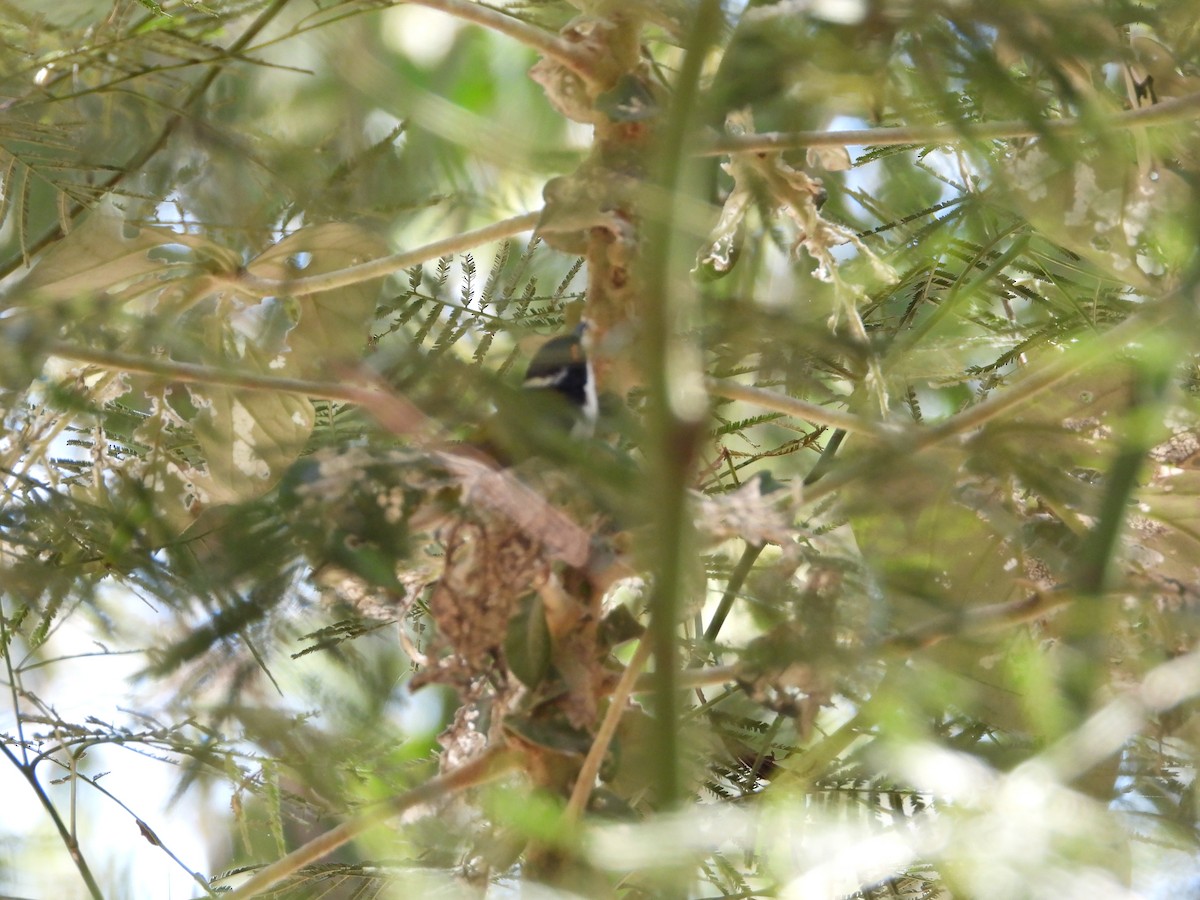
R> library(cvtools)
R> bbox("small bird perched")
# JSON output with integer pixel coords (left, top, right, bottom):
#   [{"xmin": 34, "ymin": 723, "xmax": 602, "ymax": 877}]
[
  {"xmin": 462, "ymin": 321, "xmax": 598, "ymax": 466},
  {"xmin": 521, "ymin": 321, "xmax": 598, "ymax": 438}
]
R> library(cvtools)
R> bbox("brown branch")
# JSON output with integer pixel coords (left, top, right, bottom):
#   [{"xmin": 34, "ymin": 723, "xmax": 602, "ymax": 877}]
[
  {"xmin": 701, "ymin": 89, "xmax": 1200, "ymax": 156},
  {"xmin": 882, "ymin": 589, "xmax": 1072, "ymax": 654},
  {"xmin": 223, "ymin": 747, "xmax": 522, "ymax": 899},
  {"xmin": 337, "ymin": 366, "xmax": 594, "ymax": 566},
  {"xmin": 435, "ymin": 451, "xmax": 592, "ymax": 566},
  {"xmin": 53, "ymin": 344, "xmax": 592, "ymax": 568},
  {"xmin": 404, "ymin": 0, "xmax": 592, "ymax": 76},
  {"xmin": 626, "ymin": 591, "xmax": 1069, "ymax": 709}
]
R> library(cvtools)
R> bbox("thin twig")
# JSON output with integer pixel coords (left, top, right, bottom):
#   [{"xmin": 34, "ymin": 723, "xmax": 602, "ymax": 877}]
[
  {"xmin": 406, "ymin": 0, "xmax": 591, "ymax": 76},
  {"xmin": 0, "ymin": 601, "xmax": 28, "ymax": 763},
  {"xmin": 232, "ymin": 209, "xmax": 542, "ymax": 298},
  {"xmin": 707, "ymin": 378, "xmax": 901, "ymax": 437},
  {"xmin": 46, "ymin": 757, "xmax": 218, "ymax": 897},
  {"xmin": 223, "ymin": 747, "xmax": 522, "ymax": 899},
  {"xmin": 635, "ymin": 588, "xmax": 1073, "ymax": 696},
  {"xmin": 701, "ymin": 89, "xmax": 1200, "ymax": 156},
  {"xmin": 922, "ymin": 298, "xmax": 1175, "ymax": 445},
  {"xmin": 48, "ymin": 208, "xmax": 543, "ymax": 411}
]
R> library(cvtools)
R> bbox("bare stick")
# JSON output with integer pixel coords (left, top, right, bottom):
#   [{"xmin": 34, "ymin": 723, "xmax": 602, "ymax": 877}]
[
  {"xmin": 0, "ymin": 744, "xmax": 105, "ymax": 900},
  {"xmin": 792, "ymin": 297, "xmax": 1180, "ymax": 509}
]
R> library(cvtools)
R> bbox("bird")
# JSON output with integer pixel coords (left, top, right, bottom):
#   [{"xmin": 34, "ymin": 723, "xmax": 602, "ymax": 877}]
[
  {"xmin": 461, "ymin": 321, "xmax": 598, "ymax": 466},
  {"xmin": 520, "ymin": 321, "xmax": 597, "ymax": 439}
]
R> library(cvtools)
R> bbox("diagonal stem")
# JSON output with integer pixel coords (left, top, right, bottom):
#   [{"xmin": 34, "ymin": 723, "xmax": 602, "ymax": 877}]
[
  {"xmin": 222, "ymin": 747, "xmax": 521, "ymax": 899},
  {"xmin": 232, "ymin": 210, "xmax": 542, "ymax": 298},
  {"xmin": 0, "ymin": 743, "xmax": 105, "ymax": 899}
]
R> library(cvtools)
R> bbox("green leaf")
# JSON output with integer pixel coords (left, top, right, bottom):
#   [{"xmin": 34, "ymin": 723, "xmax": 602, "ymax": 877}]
[
  {"xmin": 505, "ymin": 592, "xmax": 552, "ymax": 688},
  {"xmin": 502, "ymin": 713, "xmax": 592, "ymax": 755},
  {"xmin": 326, "ymin": 534, "xmax": 404, "ymax": 592},
  {"xmin": 246, "ymin": 223, "xmax": 388, "ymax": 376},
  {"xmin": 0, "ymin": 314, "xmax": 48, "ymax": 394}
]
